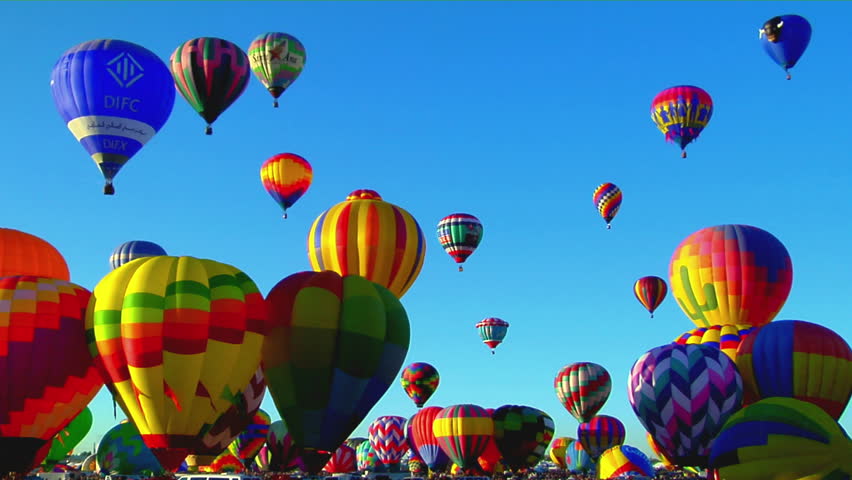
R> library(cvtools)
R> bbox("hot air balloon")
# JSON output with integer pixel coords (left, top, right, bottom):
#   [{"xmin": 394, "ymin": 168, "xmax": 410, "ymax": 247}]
[
  {"xmin": 96, "ymin": 421, "xmax": 162, "ymax": 475},
  {"xmin": 368, "ymin": 416, "xmax": 408, "ymax": 471},
  {"xmin": 759, "ymin": 15, "xmax": 812, "ymax": 79},
  {"xmin": 404, "ymin": 414, "xmax": 425, "ymax": 467},
  {"xmin": 228, "ymin": 409, "xmax": 272, "ymax": 467},
  {"xmin": 491, "ymin": 405, "xmax": 555, "ymax": 471},
  {"xmin": 409, "ymin": 406, "xmax": 451, "ymax": 472},
  {"xmin": 262, "ymin": 270, "xmax": 410, "ymax": 474},
  {"xmin": 477, "ymin": 408, "xmax": 503, "ymax": 475},
  {"xmin": 307, "ymin": 189, "xmax": 426, "ymax": 298},
  {"xmin": 735, "ymin": 319, "xmax": 852, "ymax": 420},
  {"xmin": 40, "ymin": 407, "xmax": 93, "ymax": 469},
  {"xmin": 565, "ymin": 439, "xmax": 592, "ymax": 473},
  {"xmin": 400, "ymin": 362, "xmax": 440, "ymax": 408},
  {"xmin": 266, "ymin": 420, "xmax": 298, "ymax": 472},
  {"xmin": 549, "ymin": 437, "xmax": 573, "ymax": 468},
  {"xmin": 0, "ymin": 228, "xmax": 70, "ymax": 280},
  {"xmin": 255, "ymin": 445, "xmax": 269, "ymax": 471},
  {"xmin": 248, "ymin": 32, "xmax": 307, "ymax": 108},
  {"xmin": 554, "ymin": 362, "xmax": 612, "ymax": 423},
  {"xmin": 109, "ymin": 240, "xmax": 167, "ymax": 270},
  {"xmin": 324, "ymin": 445, "xmax": 357, "ymax": 474},
  {"xmin": 633, "ymin": 276, "xmax": 667, "ymax": 318},
  {"xmin": 628, "ymin": 343, "xmax": 743, "ymax": 468},
  {"xmin": 593, "ymin": 183, "xmax": 622, "ymax": 229},
  {"xmin": 651, "ymin": 85, "xmax": 713, "ymax": 158},
  {"xmin": 209, "ymin": 452, "xmax": 244, "ymax": 473},
  {"xmin": 356, "ymin": 441, "xmax": 378, "ymax": 472},
  {"xmin": 437, "ymin": 213, "xmax": 484, "ymax": 272},
  {"xmin": 86, "ymin": 256, "xmax": 269, "ymax": 472},
  {"xmin": 433, "ymin": 404, "xmax": 494, "ymax": 473},
  {"xmin": 598, "ymin": 445, "xmax": 655, "ymax": 479},
  {"xmin": 576, "ymin": 415, "xmax": 625, "ymax": 460},
  {"xmin": 673, "ymin": 324, "xmax": 757, "ymax": 361},
  {"xmin": 669, "ymin": 224, "xmax": 793, "ymax": 328},
  {"xmin": 170, "ymin": 37, "xmax": 251, "ymax": 135},
  {"xmin": 345, "ymin": 437, "xmax": 368, "ymax": 450},
  {"xmin": 50, "ymin": 39, "xmax": 176, "ymax": 195},
  {"xmin": 646, "ymin": 432, "xmax": 674, "ymax": 470},
  {"xmin": 709, "ymin": 397, "xmax": 852, "ymax": 480},
  {"xmin": 194, "ymin": 367, "xmax": 267, "ymax": 464},
  {"xmin": 476, "ymin": 317, "xmax": 509, "ymax": 354},
  {"xmin": 81, "ymin": 455, "xmax": 97, "ymax": 472},
  {"xmin": 260, "ymin": 153, "xmax": 313, "ymax": 219},
  {"xmin": 0, "ymin": 276, "xmax": 103, "ymax": 474}
]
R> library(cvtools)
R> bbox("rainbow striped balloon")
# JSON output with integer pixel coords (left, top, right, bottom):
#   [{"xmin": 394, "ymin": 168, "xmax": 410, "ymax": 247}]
[
  {"xmin": 673, "ymin": 324, "xmax": 756, "ymax": 361},
  {"xmin": 669, "ymin": 224, "xmax": 793, "ymax": 329},
  {"xmin": 599, "ymin": 445, "xmax": 655, "ymax": 479},
  {"xmin": 633, "ymin": 276, "xmax": 667, "ymax": 318},
  {"xmin": 592, "ymin": 183, "xmax": 622, "ymax": 229},
  {"xmin": 651, "ymin": 85, "xmax": 713, "ymax": 158},
  {"xmin": 554, "ymin": 362, "xmax": 612, "ymax": 423},
  {"xmin": 576, "ymin": 415, "xmax": 625, "ymax": 460},
  {"xmin": 260, "ymin": 153, "xmax": 313, "ymax": 219},
  {"xmin": 709, "ymin": 397, "xmax": 852, "ymax": 480},
  {"xmin": 628, "ymin": 343, "xmax": 743, "ymax": 468},
  {"xmin": 307, "ymin": 189, "xmax": 426, "ymax": 298},
  {"xmin": 228, "ymin": 409, "xmax": 272, "ymax": 462},
  {"xmin": 433, "ymin": 404, "xmax": 493, "ymax": 472},
  {"xmin": 735, "ymin": 319, "xmax": 852, "ymax": 420}
]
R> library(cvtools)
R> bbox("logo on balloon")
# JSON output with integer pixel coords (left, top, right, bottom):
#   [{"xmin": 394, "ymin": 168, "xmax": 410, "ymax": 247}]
[{"xmin": 106, "ymin": 52, "xmax": 144, "ymax": 87}]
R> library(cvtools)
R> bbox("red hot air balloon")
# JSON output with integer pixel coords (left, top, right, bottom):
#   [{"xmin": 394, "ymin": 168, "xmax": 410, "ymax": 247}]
[
  {"xmin": 633, "ymin": 276, "xmax": 668, "ymax": 318},
  {"xmin": 368, "ymin": 416, "xmax": 408, "ymax": 471},
  {"xmin": 409, "ymin": 406, "xmax": 450, "ymax": 472}
]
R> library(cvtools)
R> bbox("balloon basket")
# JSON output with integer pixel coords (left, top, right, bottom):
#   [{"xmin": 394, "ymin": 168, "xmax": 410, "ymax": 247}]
[
  {"xmin": 205, "ymin": 125, "xmax": 213, "ymax": 135},
  {"xmin": 104, "ymin": 183, "xmax": 115, "ymax": 195}
]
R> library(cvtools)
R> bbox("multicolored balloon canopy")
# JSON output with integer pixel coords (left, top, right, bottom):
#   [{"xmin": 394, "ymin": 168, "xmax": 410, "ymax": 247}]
[
  {"xmin": 592, "ymin": 183, "xmax": 622, "ymax": 229},
  {"xmin": 476, "ymin": 317, "xmax": 509, "ymax": 354},
  {"xmin": 262, "ymin": 270, "xmax": 410, "ymax": 473},
  {"xmin": 307, "ymin": 189, "xmax": 426, "ymax": 298},
  {"xmin": 491, "ymin": 405, "xmax": 555, "ymax": 471},
  {"xmin": 628, "ymin": 343, "xmax": 743, "ymax": 468},
  {"xmin": 759, "ymin": 14, "xmax": 812, "ymax": 79},
  {"xmin": 368, "ymin": 416, "xmax": 408, "ymax": 471},
  {"xmin": 576, "ymin": 415, "xmax": 625, "ymax": 460},
  {"xmin": 633, "ymin": 276, "xmax": 667, "ymax": 318},
  {"xmin": 260, "ymin": 153, "xmax": 313, "ymax": 219},
  {"xmin": 437, "ymin": 213, "xmax": 484, "ymax": 271},
  {"xmin": 400, "ymin": 362, "xmax": 440, "ymax": 408},
  {"xmin": 96, "ymin": 421, "xmax": 162, "ymax": 475},
  {"xmin": 651, "ymin": 85, "xmax": 713, "ymax": 158},
  {"xmin": 673, "ymin": 324, "xmax": 757, "ymax": 361},
  {"xmin": 598, "ymin": 445, "xmax": 655, "ymax": 479},
  {"xmin": 433, "ymin": 404, "xmax": 494, "ymax": 472},
  {"xmin": 549, "ymin": 437, "xmax": 573, "ymax": 468},
  {"xmin": 669, "ymin": 224, "xmax": 793, "ymax": 328},
  {"xmin": 248, "ymin": 32, "xmax": 307, "ymax": 108},
  {"xmin": 409, "ymin": 406, "xmax": 450, "ymax": 471},
  {"xmin": 169, "ymin": 37, "xmax": 250, "ymax": 135},
  {"xmin": 554, "ymin": 362, "xmax": 612, "ymax": 423},
  {"xmin": 735, "ymin": 319, "xmax": 852, "ymax": 420},
  {"xmin": 50, "ymin": 39, "xmax": 175, "ymax": 194}
]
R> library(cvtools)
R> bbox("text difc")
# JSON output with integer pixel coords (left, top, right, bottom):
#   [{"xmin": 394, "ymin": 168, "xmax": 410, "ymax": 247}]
[{"xmin": 105, "ymin": 95, "xmax": 141, "ymax": 112}]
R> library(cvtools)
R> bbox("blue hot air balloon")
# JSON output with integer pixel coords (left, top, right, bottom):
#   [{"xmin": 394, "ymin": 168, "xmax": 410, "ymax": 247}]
[
  {"xmin": 50, "ymin": 39, "xmax": 176, "ymax": 195},
  {"xmin": 109, "ymin": 240, "xmax": 167, "ymax": 270},
  {"xmin": 759, "ymin": 15, "xmax": 812, "ymax": 79}
]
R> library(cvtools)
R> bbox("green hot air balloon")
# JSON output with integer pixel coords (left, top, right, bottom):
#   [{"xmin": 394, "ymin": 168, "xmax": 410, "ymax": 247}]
[
  {"xmin": 492, "ymin": 405, "xmax": 555, "ymax": 471},
  {"xmin": 262, "ymin": 271, "xmax": 411, "ymax": 474},
  {"xmin": 42, "ymin": 407, "xmax": 93, "ymax": 468}
]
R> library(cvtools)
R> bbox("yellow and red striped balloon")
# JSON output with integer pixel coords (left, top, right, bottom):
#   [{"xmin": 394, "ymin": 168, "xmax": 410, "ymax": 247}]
[
  {"xmin": 307, "ymin": 189, "xmax": 426, "ymax": 298},
  {"xmin": 433, "ymin": 404, "xmax": 493, "ymax": 473},
  {"xmin": 86, "ymin": 256, "xmax": 269, "ymax": 471},
  {"xmin": 260, "ymin": 153, "xmax": 313, "ymax": 219}
]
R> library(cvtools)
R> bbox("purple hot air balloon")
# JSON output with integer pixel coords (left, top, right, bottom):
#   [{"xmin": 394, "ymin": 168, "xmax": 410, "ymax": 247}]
[
  {"xmin": 576, "ymin": 415, "xmax": 625, "ymax": 460},
  {"xmin": 627, "ymin": 343, "xmax": 743, "ymax": 468},
  {"xmin": 368, "ymin": 416, "xmax": 408, "ymax": 472}
]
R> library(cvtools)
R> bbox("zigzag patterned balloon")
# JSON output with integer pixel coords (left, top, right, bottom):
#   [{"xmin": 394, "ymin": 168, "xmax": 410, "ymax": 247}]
[
  {"xmin": 628, "ymin": 343, "xmax": 743, "ymax": 468},
  {"xmin": 368, "ymin": 416, "xmax": 408, "ymax": 470}
]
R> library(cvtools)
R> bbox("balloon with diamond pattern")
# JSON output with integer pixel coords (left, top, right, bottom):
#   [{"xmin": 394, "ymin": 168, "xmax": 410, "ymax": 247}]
[{"xmin": 555, "ymin": 362, "xmax": 612, "ymax": 423}]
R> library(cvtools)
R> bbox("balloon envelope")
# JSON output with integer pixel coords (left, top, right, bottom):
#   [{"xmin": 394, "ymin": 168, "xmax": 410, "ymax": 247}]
[
  {"xmin": 409, "ymin": 406, "xmax": 450, "ymax": 471},
  {"xmin": 400, "ymin": 362, "xmax": 440, "ymax": 408},
  {"xmin": 759, "ymin": 15, "xmax": 812, "ymax": 77},
  {"xmin": 592, "ymin": 183, "xmax": 622, "ymax": 228},
  {"xmin": 248, "ymin": 32, "xmax": 307, "ymax": 107},
  {"xmin": 673, "ymin": 324, "xmax": 757, "ymax": 361},
  {"xmin": 50, "ymin": 39, "xmax": 176, "ymax": 194},
  {"xmin": 669, "ymin": 224, "xmax": 793, "ymax": 328},
  {"xmin": 436, "ymin": 213, "xmax": 484, "ymax": 270},
  {"xmin": 0, "ymin": 228, "xmax": 70, "ymax": 280},
  {"xmin": 42, "ymin": 407, "xmax": 93, "ymax": 467},
  {"xmin": 598, "ymin": 445, "xmax": 655, "ymax": 479},
  {"xmin": 109, "ymin": 240, "xmax": 167, "ymax": 270},
  {"xmin": 554, "ymin": 362, "xmax": 612, "ymax": 423},
  {"xmin": 368, "ymin": 416, "xmax": 408, "ymax": 470},
  {"xmin": 433, "ymin": 404, "xmax": 493, "ymax": 472},
  {"xmin": 576, "ymin": 415, "xmax": 625, "ymax": 460},
  {"xmin": 96, "ymin": 421, "xmax": 163, "ymax": 475},
  {"xmin": 260, "ymin": 153, "xmax": 313, "ymax": 218},
  {"xmin": 633, "ymin": 276, "xmax": 667, "ymax": 317},
  {"xmin": 651, "ymin": 85, "xmax": 713, "ymax": 157},
  {"xmin": 491, "ymin": 405, "xmax": 555, "ymax": 470}
]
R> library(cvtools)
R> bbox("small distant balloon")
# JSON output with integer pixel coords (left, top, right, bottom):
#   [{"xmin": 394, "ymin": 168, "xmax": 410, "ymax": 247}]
[
  {"xmin": 400, "ymin": 362, "xmax": 440, "ymax": 408},
  {"xmin": 633, "ymin": 276, "xmax": 667, "ymax": 318},
  {"xmin": 759, "ymin": 15, "xmax": 812, "ymax": 80},
  {"xmin": 476, "ymin": 317, "xmax": 509, "ymax": 354},
  {"xmin": 651, "ymin": 85, "xmax": 713, "ymax": 158},
  {"xmin": 437, "ymin": 213, "xmax": 483, "ymax": 272},
  {"xmin": 248, "ymin": 32, "xmax": 307, "ymax": 108},
  {"xmin": 260, "ymin": 153, "xmax": 313, "ymax": 219},
  {"xmin": 593, "ymin": 183, "xmax": 622, "ymax": 229},
  {"xmin": 109, "ymin": 240, "xmax": 167, "ymax": 270}
]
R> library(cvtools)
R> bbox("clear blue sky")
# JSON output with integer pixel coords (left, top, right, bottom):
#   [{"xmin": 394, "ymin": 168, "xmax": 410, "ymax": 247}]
[{"xmin": 1, "ymin": 0, "xmax": 850, "ymax": 460}]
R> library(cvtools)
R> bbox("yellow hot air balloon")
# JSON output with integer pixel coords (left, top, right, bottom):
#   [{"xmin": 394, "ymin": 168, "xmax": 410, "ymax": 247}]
[
  {"xmin": 86, "ymin": 256, "xmax": 270, "ymax": 472},
  {"xmin": 307, "ymin": 189, "xmax": 426, "ymax": 298}
]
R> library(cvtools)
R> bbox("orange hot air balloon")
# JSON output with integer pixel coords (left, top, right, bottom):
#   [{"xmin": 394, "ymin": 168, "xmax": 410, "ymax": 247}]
[
  {"xmin": 0, "ymin": 228, "xmax": 70, "ymax": 280},
  {"xmin": 0, "ymin": 276, "xmax": 103, "ymax": 474},
  {"xmin": 307, "ymin": 189, "xmax": 426, "ymax": 298}
]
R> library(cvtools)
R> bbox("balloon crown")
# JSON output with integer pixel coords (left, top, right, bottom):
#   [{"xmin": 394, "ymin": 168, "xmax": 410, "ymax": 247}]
[{"xmin": 346, "ymin": 189, "xmax": 383, "ymax": 201}]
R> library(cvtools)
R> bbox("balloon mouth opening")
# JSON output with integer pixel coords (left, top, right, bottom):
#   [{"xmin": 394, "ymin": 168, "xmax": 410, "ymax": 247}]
[{"xmin": 268, "ymin": 86, "xmax": 285, "ymax": 98}]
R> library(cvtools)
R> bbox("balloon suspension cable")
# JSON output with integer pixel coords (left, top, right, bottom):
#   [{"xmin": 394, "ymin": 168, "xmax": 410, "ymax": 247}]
[
  {"xmin": 458, "ymin": 265, "xmax": 464, "ymax": 272},
  {"xmin": 274, "ymin": 100, "xmax": 280, "ymax": 108},
  {"xmin": 205, "ymin": 125, "xmax": 213, "ymax": 135},
  {"xmin": 104, "ymin": 182, "xmax": 115, "ymax": 195}
]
